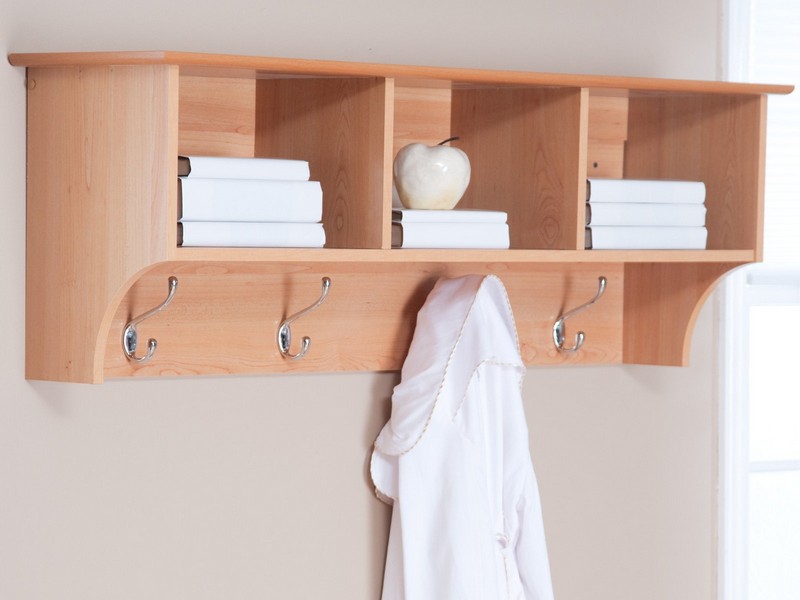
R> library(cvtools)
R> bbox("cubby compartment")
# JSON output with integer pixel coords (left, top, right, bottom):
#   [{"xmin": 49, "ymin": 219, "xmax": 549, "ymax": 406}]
[
  {"xmin": 178, "ymin": 72, "xmax": 393, "ymax": 250},
  {"xmin": 393, "ymin": 82, "xmax": 586, "ymax": 250},
  {"xmin": 255, "ymin": 77, "xmax": 392, "ymax": 249},
  {"xmin": 9, "ymin": 51, "xmax": 791, "ymax": 382},
  {"xmin": 624, "ymin": 92, "xmax": 765, "ymax": 253},
  {"xmin": 454, "ymin": 86, "xmax": 586, "ymax": 250}
]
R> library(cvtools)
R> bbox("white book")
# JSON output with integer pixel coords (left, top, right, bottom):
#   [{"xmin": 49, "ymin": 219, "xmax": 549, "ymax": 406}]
[
  {"xmin": 179, "ymin": 178, "xmax": 323, "ymax": 223},
  {"xmin": 586, "ymin": 226, "xmax": 707, "ymax": 250},
  {"xmin": 587, "ymin": 178, "xmax": 706, "ymax": 204},
  {"xmin": 178, "ymin": 222, "xmax": 326, "ymax": 248},
  {"xmin": 391, "ymin": 208, "xmax": 507, "ymax": 224},
  {"xmin": 392, "ymin": 222, "xmax": 509, "ymax": 249},
  {"xmin": 586, "ymin": 202, "xmax": 707, "ymax": 227},
  {"xmin": 178, "ymin": 155, "xmax": 310, "ymax": 181}
]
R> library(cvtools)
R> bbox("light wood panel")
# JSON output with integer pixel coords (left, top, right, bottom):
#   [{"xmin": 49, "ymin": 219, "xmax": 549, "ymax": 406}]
[
  {"xmin": 254, "ymin": 77, "xmax": 393, "ymax": 249},
  {"xmin": 9, "ymin": 51, "xmax": 793, "ymax": 96},
  {"xmin": 25, "ymin": 65, "xmax": 177, "ymax": 383},
  {"xmin": 625, "ymin": 94, "xmax": 767, "ymax": 253},
  {"xmin": 622, "ymin": 262, "xmax": 741, "ymax": 365},
  {"xmin": 452, "ymin": 87, "xmax": 587, "ymax": 250},
  {"xmin": 171, "ymin": 247, "xmax": 757, "ymax": 264},
  {"xmin": 103, "ymin": 263, "xmax": 623, "ymax": 378},
  {"xmin": 392, "ymin": 84, "xmax": 452, "ymax": 157},
  {"xmin": 587, "ymin": 92, "xmax": 629, "ymax": 179},
  {"xmin": 11, "ymin": 51, "xmax": 787, "ymax": 382},
  {"xmin": 178, "ymin": 75, "xmax": 255, "ymax": 157}
]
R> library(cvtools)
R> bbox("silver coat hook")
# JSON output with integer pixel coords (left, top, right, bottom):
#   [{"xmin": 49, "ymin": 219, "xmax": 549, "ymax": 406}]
[
  {"xmin": 123, "ymin": 276, "xmax": 179, "ymax": 364},
  {"xmin": 277, "ymin": 277, "xmax": 331, "ymax": 360},
  {"xmin": 553, "ymin": 276, "xmax": 607, "ymax": 353}
]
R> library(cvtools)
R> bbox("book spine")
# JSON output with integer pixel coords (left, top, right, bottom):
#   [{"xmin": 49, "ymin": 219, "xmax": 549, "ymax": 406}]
[
  {"xmin": 585, "ymin": 226, "xmax": 708, "ymax": 250},
  {"xmin": 587, "ymin": 179, "xmax": 706, "ymax": 204},
  {"xmin": 585, "ymin": 202, "xmax": 707, "ymax": 226},
  {"xmin": 178, "ymin": 179, "xmax": 323, "ymax": 223},
  {"xmin": 391, "ymin": 209, "xmax": 508, "ymax": 224},
  {"xmin": 178, "ymin": 222, "xmax": 326, "ymax": 247},
  {"xmin": 179, "ymin": 155, "xmax": 310, "ymax": 181},
  {"xmin": 392, "ymin": 222, "xmax": 509, "ymax": 249}
]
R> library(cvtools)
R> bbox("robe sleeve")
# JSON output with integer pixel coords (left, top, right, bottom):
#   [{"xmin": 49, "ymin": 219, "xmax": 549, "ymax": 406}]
[{"xmin": 514, "ymin": 469, "xmax": 555, "ymax": 600}]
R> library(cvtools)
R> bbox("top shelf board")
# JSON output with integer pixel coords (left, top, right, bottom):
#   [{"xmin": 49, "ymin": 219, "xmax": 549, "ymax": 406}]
[{"xmin": 8, "ymin": 51, "xmax": 794, "ymax": 96}]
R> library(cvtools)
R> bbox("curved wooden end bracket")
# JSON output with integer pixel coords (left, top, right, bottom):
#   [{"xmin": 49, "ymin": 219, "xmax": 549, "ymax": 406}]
[{"xmin": 622, "ymin": 262, "xmax": 746, "ymax": 366}]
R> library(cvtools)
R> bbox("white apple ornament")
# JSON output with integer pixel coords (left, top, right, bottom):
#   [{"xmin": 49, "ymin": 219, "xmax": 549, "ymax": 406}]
[{"xmin": 394, "ymin": 137, "xmax": 471, "ymax": 210}]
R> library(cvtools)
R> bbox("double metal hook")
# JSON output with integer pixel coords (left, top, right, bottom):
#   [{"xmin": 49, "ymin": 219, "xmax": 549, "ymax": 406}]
[
  {"xmin": 277, "ymin": 277, "xmax": 331, "ymax": 360},
  {"xmin": 122, "ymin": 276, "xmax": 179, "ymax": 364},
  {"xmin": 553, "ymin": 276, "xmax": 607, "ymax": 353}
]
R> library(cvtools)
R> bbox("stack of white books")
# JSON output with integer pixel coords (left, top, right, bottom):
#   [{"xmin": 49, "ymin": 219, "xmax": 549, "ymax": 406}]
[
  {"xmin": 391, "ymin": 209, "xmax": 509, "ymax": 249},
  {"xmin": 584, "ymin": 178, "xmax": 708, "ymax": 250},
  {"xmin": 177, "ymin": 155, "xmax": 325, "ymax": 248}
]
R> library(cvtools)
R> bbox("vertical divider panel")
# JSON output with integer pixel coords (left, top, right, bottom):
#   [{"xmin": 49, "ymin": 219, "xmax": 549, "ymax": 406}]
[
  {"xmin": 25, "ymin": 65, "xmax": 178, "ymax": 382},
  {"xmin": 255, "ymin": 77, "xmax": 393, "ymax": 249},
  {"xmin": 451, "ymin": 86, "xmax": 587, "ymax": 249}
]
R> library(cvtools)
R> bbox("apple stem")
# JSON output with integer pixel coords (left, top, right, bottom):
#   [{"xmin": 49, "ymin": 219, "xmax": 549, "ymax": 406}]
[{"xmin": 437, "ymin": 136, "xmax": 460, "ymax": 145}]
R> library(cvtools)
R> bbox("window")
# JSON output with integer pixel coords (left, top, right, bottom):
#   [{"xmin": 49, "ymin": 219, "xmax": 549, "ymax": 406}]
[
  {"xmin": 719, "ymin": 1, "xmax": 800, "ymax": 599},
  {"xmin": 720, "ymin": 268, "xmax": 800, "ymax": 600}
]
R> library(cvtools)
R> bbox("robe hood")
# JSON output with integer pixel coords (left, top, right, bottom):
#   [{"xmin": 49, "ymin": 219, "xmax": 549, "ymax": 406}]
[{"xmin": 372, "ymin": 274, "xmax": 524, "ymax": 502}]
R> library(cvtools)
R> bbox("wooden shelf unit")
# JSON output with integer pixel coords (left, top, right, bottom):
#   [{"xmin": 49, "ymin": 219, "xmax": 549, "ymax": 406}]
[{"xmin": 9, "ymin": 51, "xmax": 792, "ymax": 383}]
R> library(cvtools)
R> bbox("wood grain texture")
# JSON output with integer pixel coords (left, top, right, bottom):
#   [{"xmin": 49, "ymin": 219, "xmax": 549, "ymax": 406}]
[
  {"xmin": 170, "ymin": 247, "xmax": 756, "ymax": 264},
  {"xmin": 9, "ymin": 51, "xmax": 793, "ymax": 96},
  {"xmin": 452, "ymin": 87, "xmax": 587, "ymax": 250},
  {"xmin": 25, "ymin": 65, "xmax": 177, "ymax": 382},
  {"xmin": 587, "ymin": 93, "xmax": 628, "ymax": 179},
  {"xmin": 392, "ymin": 84, "xmax": 452, "ymax": 156},
  {"xmin": 625, "ymin": 94, "xmax": 766, "ymax": 252},
  {"xmin": 255, "ymin": 77, "xmax": 392, "ymax": 249},
  {"xmin": 178, "ymin": 75, "xmax": 255, "ymax": 157},
  {"xmin": 103, "ymin": 262, "xmax": 624, "ymax": 378},
  {"xmin": 13, "ymin": 51, "xmax": 780, "ymax": 381},
  {"xmin": 622, "ymin": 262, "xmax": 741, "ymax": 365}
]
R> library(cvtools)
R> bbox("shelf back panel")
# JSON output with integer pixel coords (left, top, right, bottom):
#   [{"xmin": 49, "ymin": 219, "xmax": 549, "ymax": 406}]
[
  {"xmin": 452, "ymin": 87, "xmax": 587, "ymax": 250},
  {"xmin": 178, "ymin": 75, "xmax": 256, "ymax": 158},
  {"xmin": 254, "ymin": 77, "xmax": 393, "ymax": 250}
]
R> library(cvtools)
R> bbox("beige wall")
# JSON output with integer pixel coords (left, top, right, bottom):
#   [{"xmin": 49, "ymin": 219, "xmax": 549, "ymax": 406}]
[{"xmin": 0, "ymin": 1, "xmax": 722, "ymax": 598}]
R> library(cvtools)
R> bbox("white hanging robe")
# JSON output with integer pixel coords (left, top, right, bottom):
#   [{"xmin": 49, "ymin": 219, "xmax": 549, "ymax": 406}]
[{"xmin": 371, "ymin": 274, "xmax": 554, "ymax": 600}]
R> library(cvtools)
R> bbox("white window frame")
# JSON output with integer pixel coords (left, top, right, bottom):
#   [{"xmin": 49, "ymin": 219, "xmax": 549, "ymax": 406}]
[
  {"xmin": 718, "ymin": 265, "xmax": 800, "ymax": 600},
  {"xmin": 718, "ymin": 0, "xmax": 800, "ymax": 598}
]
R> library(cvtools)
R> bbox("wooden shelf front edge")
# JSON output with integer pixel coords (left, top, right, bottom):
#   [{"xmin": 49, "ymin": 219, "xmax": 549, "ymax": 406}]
[
  {"xmin": 170, "ymin": 247, "xmax": 757, "ymax": 265},
  {"xmin": 8, "ymin": 51, "xmax": 795, "ymax": 96}
]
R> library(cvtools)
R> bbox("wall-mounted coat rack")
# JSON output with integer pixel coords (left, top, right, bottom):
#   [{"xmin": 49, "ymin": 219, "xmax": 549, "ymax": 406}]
[{"xmin": 12, "ymin": 50, "xmax": 783, "ymax": 382}]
